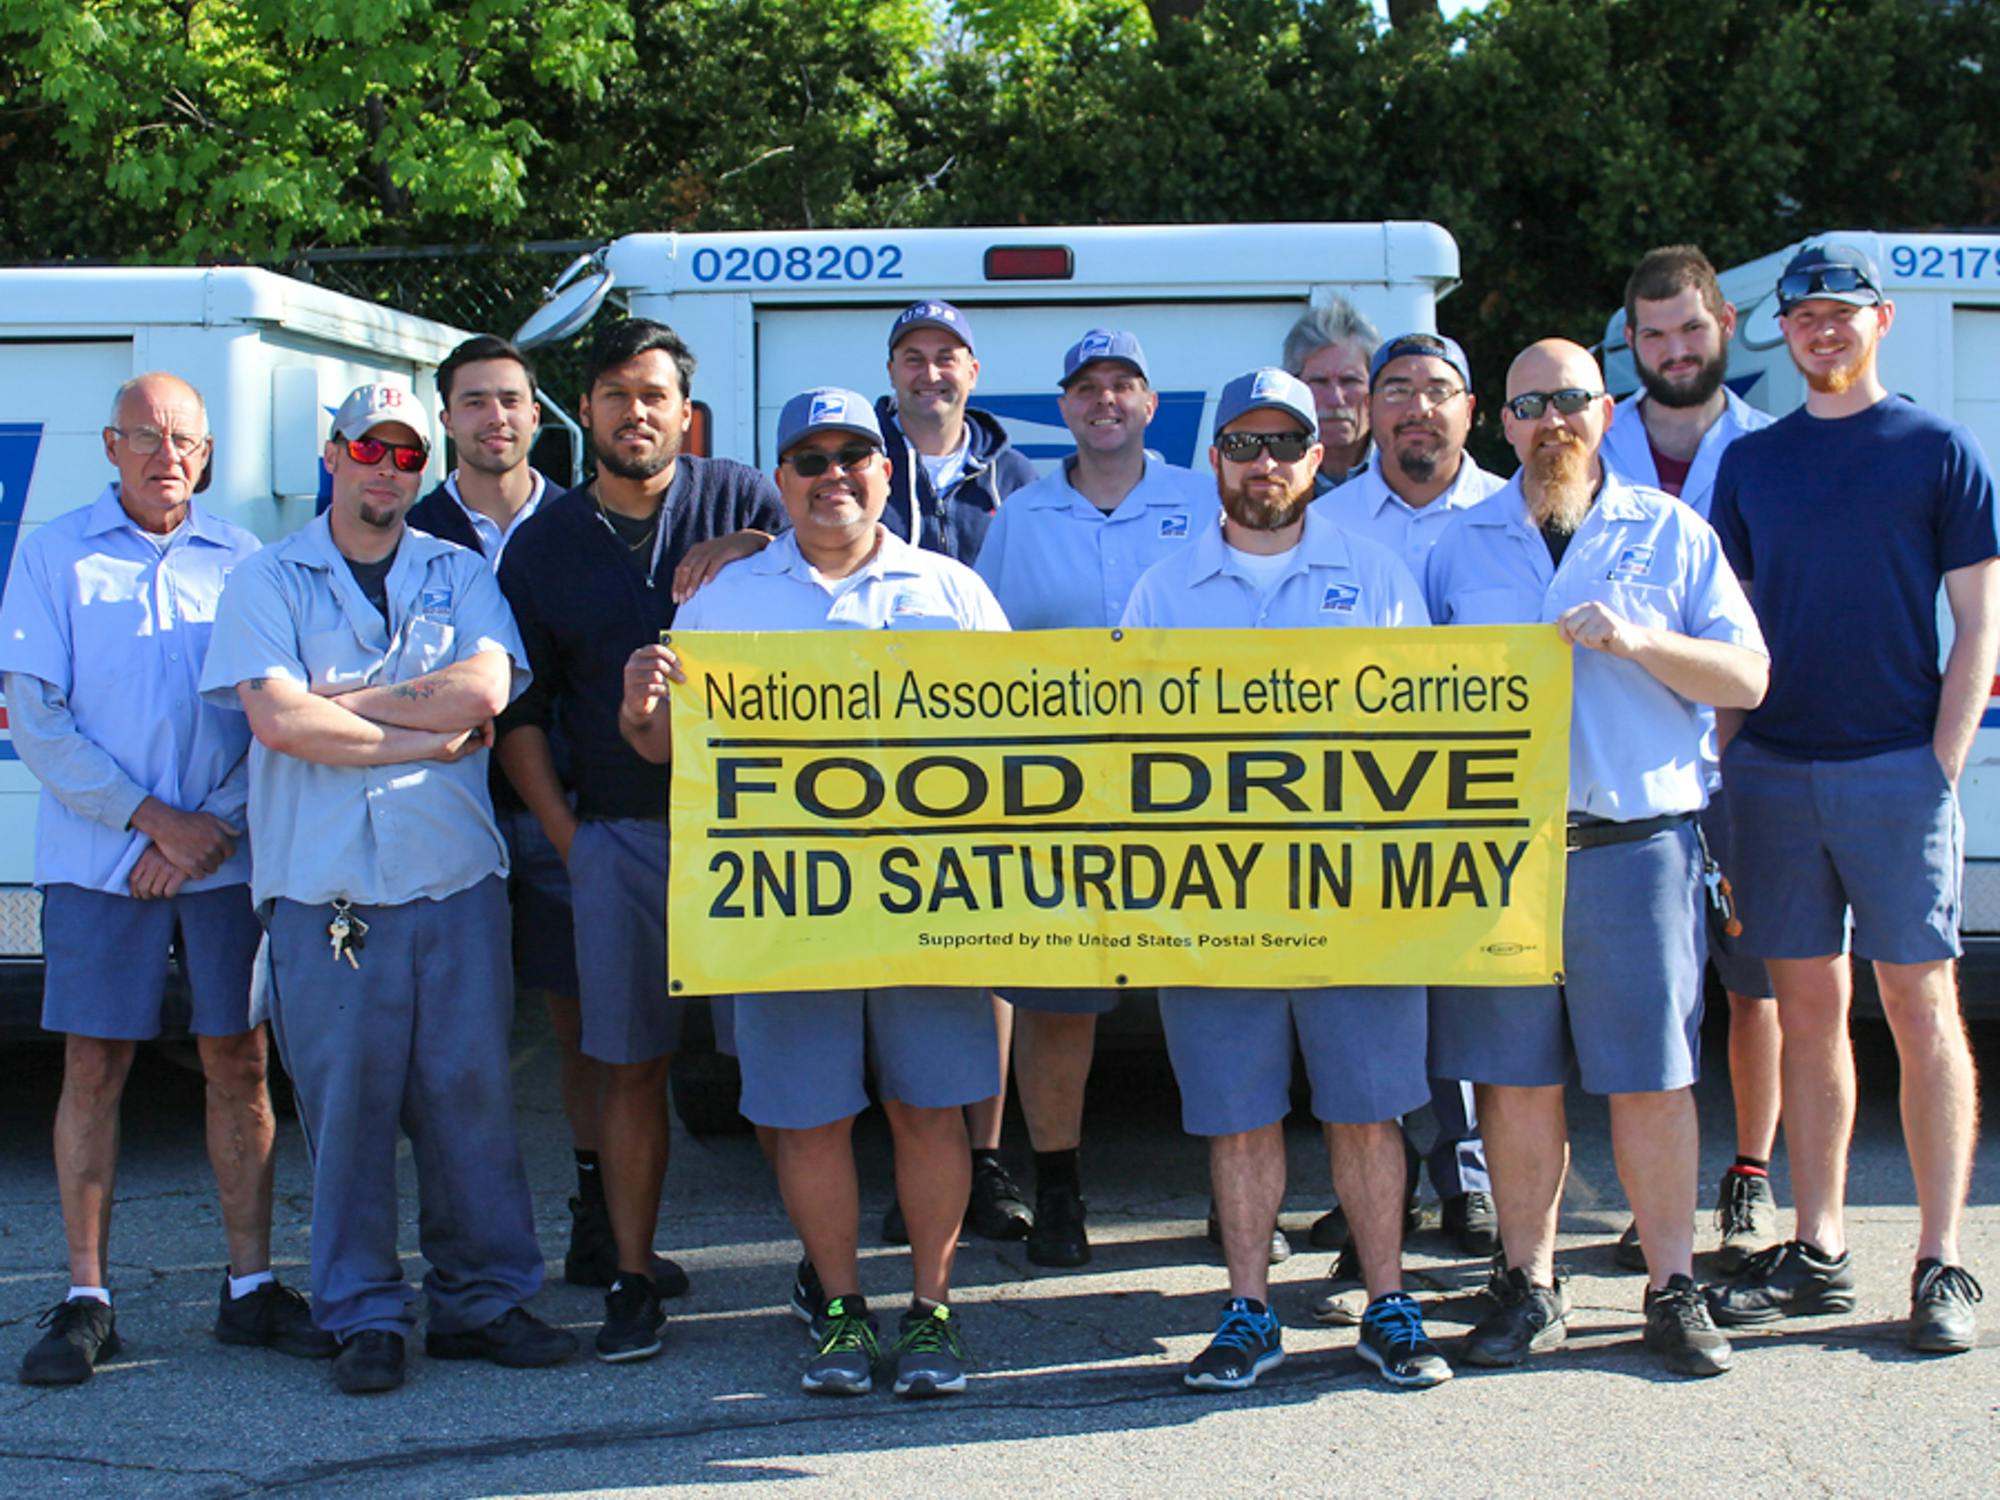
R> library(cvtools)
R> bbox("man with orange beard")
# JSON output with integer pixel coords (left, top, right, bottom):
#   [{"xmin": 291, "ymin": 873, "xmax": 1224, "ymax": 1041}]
[
  {"xmin": 1707, "ymin": 244, "xmax": 1999, "ymax": 1354},
  {"xmin": 1426, "ymin": 339, "xmax": 1768, "ymax": 1379}
]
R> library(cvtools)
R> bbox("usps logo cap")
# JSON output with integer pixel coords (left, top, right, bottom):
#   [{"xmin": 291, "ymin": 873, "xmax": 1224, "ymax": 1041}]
[
  {"xmin": 331, "ymin": 384, "xmax": 430, "ymax": 451},
  {"xmin": 1213, "ymin": 367, "xmax": 1317, "ymax": 439},
  {"xmin": 1059, "ymin": 327, "xmax": 1149, "ymax": 387},
  {"xmin": 888, "ymin": 299, "xmax": 976, "ymax": 356},
  {"xmin": 776, "ymin": 386, "xmax": 884, "ymax": 454}
]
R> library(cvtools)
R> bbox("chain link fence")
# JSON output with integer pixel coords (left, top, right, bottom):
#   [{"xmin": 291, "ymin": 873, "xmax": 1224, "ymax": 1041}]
[{"xmin": 281, "ymin": 241, "xmax": 602, "ymax": 482}]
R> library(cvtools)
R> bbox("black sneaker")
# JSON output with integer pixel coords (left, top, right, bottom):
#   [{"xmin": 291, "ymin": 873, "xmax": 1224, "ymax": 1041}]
[
  {"xmin": 1026, "ymin": 1183, "xmax": 1091, "ymax": 1268},
  {"xmin": 1713, "ymin": 1168, "xmax": 1780, "ymax": 1275},
  {"xmin": 1708, "ymin": 1240, "xmax": 1856, "ymax": 1326},
  {"xmin": 1357, "ymin": 1292, "xmax": 1453, "ymax": 1389},
  {"xmin": 1907, "ymin": 1260, "xmax": 1982, "ymax": 1354},
  {"xmin": 966, "ymin": 1158, "xmax": 1033, "ymax": 1241},
  {"xmin": 1463, "ymin": 1267, "xmax": 1567, "ymax": 1366},
  {"xmin": 790, "ymin": 1258, "xmax": 829, "ymax": 1335},
  {"xmin": 802, "ymin": 1296, "xmax": 881, "ymax": 1395},
  {"xmin": 595, "ymin": 1274, "xmax": 665, "ymax": 1363},
  {"xmin": 1644, "ymin": 1275, "xmax": 1733, "ymax": 1377},
  {"xmin": 332, "ymin": 1329, "xmax": 405, "ymax": 1394},
  {"xmin": 426, "ymin": 1306, "xmax": 577, "ymax": 1367},
  {"xmin": 1614, "ymin": 1221, "xmax": 1647, "ymax": 1273},
  {"xmin": 18, "ymin": 1297, "xmax": 119, "ymax": 1386},
  {"xmin": 887, "ymin": 1303, "xmax": 971, "ymax": 1397},
  {"xmin": 1310, "ymin": 1240, "xmax": 1365, "ymax": 1326},
  {"xmin": 215, "ymin": 1277, "xmax": 337, "ymax": 1359},
  {"xmin": 563, "ymin": 1196, "xmax": 690, "ymax": 1298},
  {"xmin": 1206, "ymin": 1203, "xmax": 1290, "ymax": 1265},
  {"xmin": 1441, "ymin": 1192, "xmax": 1499, "ymax": 1258},
  {"xmin": 1184, "ymin": 1298, "xmax": 1284, "ymax": 1391}
]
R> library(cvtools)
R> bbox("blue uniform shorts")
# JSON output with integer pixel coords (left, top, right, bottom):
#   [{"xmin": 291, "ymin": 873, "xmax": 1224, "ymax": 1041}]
[
  {"xmin": 1431, "ymin": 824, "xmax": 1706, "ymax": 1096},
  {"xmin": 733, "ymin": 987, "xmax": 999, "ymax": 1130},
  {"xmin": 41, "ymin": 882, "xmax": 259, "ymax": 1040},
  {"xmin": 569, "ymin": 817, "xmax": 686, "ymax": 1064},
  {"xmin": 1699, "ymin": 791, "xmax": 1772, "ymax": 999},
  {"xmin": 1723, "ymin": 737, "xmax": 1962, "ymax": 965},
  {"xmin": 1157, "ymin": 985, "xmax": 1429, "ymax": 1136},
  {"xmin": 497, "ymin": 806, "xmax": 579, "ymax": 997}
]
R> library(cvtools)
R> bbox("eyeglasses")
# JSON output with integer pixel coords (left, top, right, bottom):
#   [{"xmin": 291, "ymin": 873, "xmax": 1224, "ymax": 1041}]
[
  {"xmin": 785, "ymin": 444, "xmax": 878, "ymax": 477},
  {"xmin": 1777, "ymin": 265, "xmax": 1880, "ymax": 309},
  {"xmin": 343, "ymin": 437, "xmax": 427, "ymax": 472},
  {"xmin": 1215, "ymin": 430, "xmax": 1314, "ymax": 463},
  {"xmin": 109, "ymin": 426, "xmax": 209, "ymax": 458},
  {"xmin": 1504, "ymin": 389, "xmax": 1603, "ymax": 421},
  {"xmin": 1377, "ymin": 380, "xmax": 1466, "ymax": 408}
]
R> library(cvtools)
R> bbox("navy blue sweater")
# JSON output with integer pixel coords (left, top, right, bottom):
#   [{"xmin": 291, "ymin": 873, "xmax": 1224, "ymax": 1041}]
[
  {"xmin": 497, "ymin": 458, "xmax": 786, "ymax": 822},
  {"xmin": 874, "ymin": 397, "xmax": 1038, "ymax": 563}
]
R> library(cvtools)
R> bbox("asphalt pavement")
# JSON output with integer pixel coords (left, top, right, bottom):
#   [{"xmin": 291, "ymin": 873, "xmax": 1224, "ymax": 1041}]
[{"xmin": 0, "ymin": 1005, "xmax": 1994, "ymax": 1499}]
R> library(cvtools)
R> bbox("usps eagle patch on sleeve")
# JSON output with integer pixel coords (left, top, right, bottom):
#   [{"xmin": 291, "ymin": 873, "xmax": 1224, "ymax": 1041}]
[
  {"xmin": 1606, "ymin": 544, "xmax": 1657, "ymax": 582},
  {"xmin": 1158, "ymin": 513, "xmax": 1189, "ymax": 539},
  {"xmin": 1320, "ymin": 583, "xmax": 1359, "ymax": 613}
]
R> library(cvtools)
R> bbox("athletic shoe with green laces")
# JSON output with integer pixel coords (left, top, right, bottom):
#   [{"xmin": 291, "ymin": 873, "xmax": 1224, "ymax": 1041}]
[
  {"xmin": 1184, "ymin": 1297, "xmax": 1284, "ymax": 1391},
  {"xmin": 887, "ymin": 1303, "xmax": 970, "ymax": 1398},
  {"xmin": 801, "ymin": 1296, "xmax": 880, "ymax": 1396}
]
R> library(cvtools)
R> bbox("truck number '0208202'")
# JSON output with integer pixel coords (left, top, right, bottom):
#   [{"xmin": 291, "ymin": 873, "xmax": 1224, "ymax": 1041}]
[{"xmin": 688, "ymin": 243, "xmax": 906, "ymax": 285}]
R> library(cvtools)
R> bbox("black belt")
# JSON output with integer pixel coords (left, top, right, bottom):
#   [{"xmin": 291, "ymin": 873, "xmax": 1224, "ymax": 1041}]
[{"xmin": 1565, "ymin": 810, "xmax": 1693, "ymax": 851}]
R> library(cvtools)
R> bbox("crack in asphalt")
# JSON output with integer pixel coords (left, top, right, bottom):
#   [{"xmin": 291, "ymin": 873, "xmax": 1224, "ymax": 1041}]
[{"xmin": 0, "ymin": 1447, "xmax": 257, "ymax": 1486}]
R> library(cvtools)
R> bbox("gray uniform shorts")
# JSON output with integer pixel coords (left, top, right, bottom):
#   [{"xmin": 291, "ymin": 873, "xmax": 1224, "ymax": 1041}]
[
  {"xmin": 569, "ymin": 818, "xmax": 686, "ymax": 1064},
  {"xmin": 41, "ymin": 882, "xmax": 258, "ymax": 1040}
]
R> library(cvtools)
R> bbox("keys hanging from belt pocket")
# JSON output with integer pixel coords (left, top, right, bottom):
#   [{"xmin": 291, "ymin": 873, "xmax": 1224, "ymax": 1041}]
[
  {"xmin": 1693, "ymin": 827, "xmax": 1743, "ymax": 938},
  {"xmin": 328, "ymin": 899, "xmax": 369, "ymax": 969}
]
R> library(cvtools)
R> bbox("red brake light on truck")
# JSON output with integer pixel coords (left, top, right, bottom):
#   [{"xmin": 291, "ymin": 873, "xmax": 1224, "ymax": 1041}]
[{"xmin": 984, "ymin": 246, "xmax": 1074, "ymax": 281}]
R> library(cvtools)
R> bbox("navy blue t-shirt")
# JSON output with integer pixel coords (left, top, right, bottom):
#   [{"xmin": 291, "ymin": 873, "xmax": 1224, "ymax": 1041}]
[{"xmin": 1711, "ymin": 395, "xmax": 1999, "ymax": 760}]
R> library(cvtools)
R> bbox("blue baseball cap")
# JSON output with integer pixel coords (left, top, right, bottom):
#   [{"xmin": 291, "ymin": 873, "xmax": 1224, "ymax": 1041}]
[
  {"xmin": 1368, "ymin": 331, "xmax": 1471, "ymax": 391},
  {"xmin": 1213, "ymin": 367, "xmax": 1318, "ymax": 438},
  {"xmin": 1776, "ymin": 241, "xmax": 1885, "ymax": 312},
  {"xmin": 888, "ymin": 300, "xmax": 976, "ymax": 356},
  {"xmin": 1059, "ymin": 327, "xmax": 1149, "ymax": 387},
  {"xmin": 775, "ymin": 387, "xmax": 883, "ymax": 454}
]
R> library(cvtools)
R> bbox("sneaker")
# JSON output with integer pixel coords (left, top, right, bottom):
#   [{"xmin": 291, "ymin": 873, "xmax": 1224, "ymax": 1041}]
[
  {"xmin": 790, "ymin": 1258, "xmax": 828, "ymax": 1335},
  {"xmin": 1026, "ymin": 1183, "xmax": 1091, "ymax": 1268},
  {"xmin": 1614, "ymin": 1221, "xmax": 1648, "ymax": 1273},
  {"xmin": 1206, "ymin": 1203, "xmax": 1291, "ymax": 1265},
  {"xmin": 887, "ymin": 1303, "xmax": 971, "ymax": 1397},
  {"xmin": 1310, "ymin": 1240, "xmax": 1366, "ymax": 1326},
  {"xmin": 1184, "ymin": 1297, "xmax": 1284, "ymax": 1391},
  {"xmin": 966, "ymin": 1157, "xmax": 1033, "ymax": 1241},
  {"xmin": 801, "ymin": 1297, "xmax": 881, "ymax": 1395},
  {"xmin": 332, "ymin": 1329, "xmax": 405, "ymax": 1394},
  {"xmin": 1441, "ymin": 1192, "xmax": 1499, "ymax": 1258},
  {"xmin": 1357, "ymin": 1292, "xmax": 1454, "ymax": 1389},
  {"xmin": 1713, "ymin": 1168, "xmax": 1780, "ymax": 1275},
  {"xmin": 1708, "ymin": 1240, "xmax": 1856, "ymax": 1326},
  {"xmin": 1463, "ymin": 1267, "xmax": 1567, "ymax": 1366},
  {"xmin": 1644, "ymin": 1275, "xmax": 1733, "ymax": 1377},
  {"xmin": 881, "ymin": 1199, "xmax": 908, "ymax": 1246},
  {"xmin": 595, "ymin": 1274, "xmax": 665, "ymax": 1363},
  {"xmin": 1308, "ymin": 1205, "xmax": 1348, "ymax": 1250},
  {"xmin": 18, "ymin": 1297, "xmax": 119, "ymax": 1386},
  {"xmin": 562, "ymin": 1197, "xmax": 690, "ymax": 1298},
  {"xmin": 1907, "ymin": 1260, "xmax": 1983, "ymax": 1355},
  {"xmin": 214, "ymin": 1277, "xmax": 337, "ymax": 1360},
  {"xmin": 425, "ymin": 1306, "xmax": 577, "ymax": 1367}
]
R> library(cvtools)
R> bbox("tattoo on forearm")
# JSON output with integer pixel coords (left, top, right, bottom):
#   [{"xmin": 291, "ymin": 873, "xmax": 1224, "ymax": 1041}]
[{"xmin": 389, "ymin": 679, "xmax": 438, "ymax": 702}]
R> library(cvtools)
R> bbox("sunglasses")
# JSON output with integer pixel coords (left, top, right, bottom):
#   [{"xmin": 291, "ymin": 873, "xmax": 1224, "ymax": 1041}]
[
  {"xmin": 785, "ymin": 443, "xmax": 878, "ymax": 477},
  {"xmin": 1777, "ymin": 265, "xmax": 1880, "ymax": 308},
  {"xmin": 1215, "ymin": 430, "xmax": 1314, "ymax": 463},
  {"xmin": 1504, "ymin": 388, "xmax": 1602, "ymax": 421},
  {"xmin": 344, "ymin": 437, "xmax": 427, "ymax": 473}
]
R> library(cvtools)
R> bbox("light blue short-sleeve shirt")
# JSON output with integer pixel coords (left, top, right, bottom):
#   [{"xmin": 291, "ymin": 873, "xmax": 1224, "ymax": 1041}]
[
  {"xmin": 677, "ymin": 526, "xmax": 1010, "ymax": 633},
  {"xmin": 199, "ymin": 513, "xmax": 529, "ymax": 908},
  {"xmin": 1599, "ymin": 388, "xmax": 1774, "ymax": 522},
  {"xmin": 1309, "ymin": 452, "xmax": 1505, "ymax": 586},
  {"xmin": 973, "ymin": 459, "xmax": 1219, "ymax": 628},
  {"xmin": 1120, "ymin": 508, "xmax": 1430, "ymax": 630},
  {"xmin": 1424, "ymin": 473, "xmax": 1765, "ymax": 819},
  {"xmin": 0, "ymin": 486, "xmax": 261, "ymax": 894}
]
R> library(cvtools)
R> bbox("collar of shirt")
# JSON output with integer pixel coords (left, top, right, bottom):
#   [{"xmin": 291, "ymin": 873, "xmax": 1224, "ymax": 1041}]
[
  {"xmin": 1605, "ymin": 387, "xmax": 1773, "ymax": 486},
  {"xmin": 274, "ymin": 511, "xmax": 464, "ymax": 643},
  {"xmin": 446, "ymin": 469, "xmax": 548, "ymax": 564},
  {"xmin": 89, "ymin": 484, "xmax": 236, "ymax": 549},
  {"xmin": 1350, "ymin": 451, "xmax": 1497, "ymax": 521},
  {"xmin": 1184, "ymin": 504, "xmax": 1356, "ymax": 588},
  {"xmin": 1467, "ymin": 470, "xmax": 1654, "ymax": 568},
  {"xmin": 746, "ymin": 524, "xmax": 928, "ymax": 588}
]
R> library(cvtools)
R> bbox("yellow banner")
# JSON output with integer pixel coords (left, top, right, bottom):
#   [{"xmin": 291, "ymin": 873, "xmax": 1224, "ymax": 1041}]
[{"xmin": 666, "ymin": 627, "xmax": 1569, "ymax": 996}]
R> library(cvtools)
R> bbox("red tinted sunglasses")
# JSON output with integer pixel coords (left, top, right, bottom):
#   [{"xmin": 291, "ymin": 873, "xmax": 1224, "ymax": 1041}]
[{"xmin": 344, "ymin": 437, "xmax": 427, "ymax": 473}]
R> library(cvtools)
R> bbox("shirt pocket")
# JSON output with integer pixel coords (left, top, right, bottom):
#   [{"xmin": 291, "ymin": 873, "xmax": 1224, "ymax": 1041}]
[
  {"xmin": 1444, "ymin": 586, "xmax": 1540, "ymax": 625},
  {"xmin": 300, "ymin": 628, "xmax": 374, "ymax": 693},
  {"xmin": 402, "ymin": 617, "xmax": 458, "ymax": 675}
]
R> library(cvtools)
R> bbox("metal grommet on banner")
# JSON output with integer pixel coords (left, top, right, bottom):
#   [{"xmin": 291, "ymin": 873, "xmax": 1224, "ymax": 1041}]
[
  {"xmin": 1110, "ymin": 629, "xmax": 1123, "ymax": 643},
  {"xmin": 669, "ymin": 979, "xmax": 684, "ymax": 993}
]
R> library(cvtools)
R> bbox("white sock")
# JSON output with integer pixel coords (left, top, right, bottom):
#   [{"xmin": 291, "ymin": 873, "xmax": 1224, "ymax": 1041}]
[
  {"xmin": 68, "ymin": 1285, "xmax": 110, "ymax": 1306},
  {"xmin": 229, "ymin": 1270, "xmax": 274, "ymax": 1300}
]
